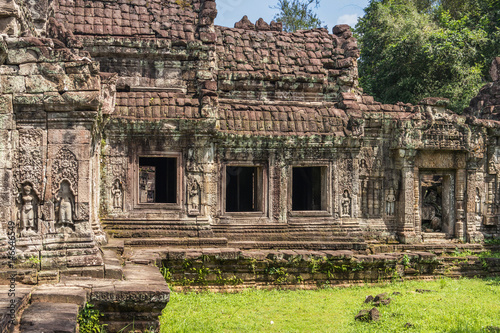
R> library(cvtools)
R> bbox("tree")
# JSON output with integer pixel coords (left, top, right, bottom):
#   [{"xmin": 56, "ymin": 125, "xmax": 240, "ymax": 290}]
[
  {"xmin": 272, "ymin": 0, "xmax": 323, "ymax": 32},
  {"xmin": 355, "ymin": 0, "xmax": 499, "ymax": 113}
]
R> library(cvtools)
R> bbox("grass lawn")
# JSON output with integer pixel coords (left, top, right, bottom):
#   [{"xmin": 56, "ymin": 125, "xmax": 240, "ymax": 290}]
[{"xmin": 160, "ymin": 278, "xmax": 500, "ymax": 332}]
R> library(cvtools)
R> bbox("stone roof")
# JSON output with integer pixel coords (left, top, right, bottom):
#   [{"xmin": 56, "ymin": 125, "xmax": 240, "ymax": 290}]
[
  {"xmin": 54, "ymin": 0, "xmax": 202, "ymax": 39},
  {"xmin": 114, "ymin": 92, "xmax": 201, "ymax": 119},
  {"xmin": 217, "ymin": 102, "xmax": 348, "ymax": 136}
]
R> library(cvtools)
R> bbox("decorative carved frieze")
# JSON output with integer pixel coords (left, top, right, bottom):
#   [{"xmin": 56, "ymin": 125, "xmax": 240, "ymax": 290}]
[
  {"xmin": 14, "ymin": 129, "xmax": 44, "ymax": 196},
  {"xmin": 52, "ymin": 147, "xmax": 78, "ymax": 196}
]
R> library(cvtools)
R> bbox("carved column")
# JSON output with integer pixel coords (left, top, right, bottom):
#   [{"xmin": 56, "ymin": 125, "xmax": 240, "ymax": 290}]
[
  {"xmin": 397, "ymin": 149, "xmax": 419, "ymax": 243},
  {"xmin": 455, "ymin": 168, "xmax": 466, "ymax": 241},
  {"xmin": 465, "ymin": 157, "xmax": 485, "ymax": 242}
]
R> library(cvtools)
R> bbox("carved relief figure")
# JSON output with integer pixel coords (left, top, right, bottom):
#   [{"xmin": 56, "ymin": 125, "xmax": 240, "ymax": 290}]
[
  {"xmin": 18, "ymin": 183, "xmax": 38, "ymax": 234},
  {"xmin": 111, "ymin": 179, "xmax": 123, "ymax": 210},
  {"xmin": 56, "ymin": 180, "xmax": 75, "ymax": 227},
  {"xmin": 386, "ymin": 187, "xmax": 396, "ymax": 216},
  {"xmin": 342, "ymin": 190, "xmax": 351, "ymax": 217},
  {"xmin": 359, "ymin": 159, "xmax": 368, "ymax": 169},
  {"xmin": 188, "ymin": 176, "xmax": 201, "ymax": 215},
  {"xmin": 475, "ymin": 188, "xmax": 481, "ymax": 215}
]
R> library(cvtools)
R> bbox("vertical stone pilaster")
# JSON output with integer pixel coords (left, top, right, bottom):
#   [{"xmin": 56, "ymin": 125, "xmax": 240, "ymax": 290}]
[
  {"xmin": 455, "ymin": 168, "xmax": 466, "ymax": 241},
  {"xmin": 397, "ymin": 149, "xmax": 419, "ymax": 243}
]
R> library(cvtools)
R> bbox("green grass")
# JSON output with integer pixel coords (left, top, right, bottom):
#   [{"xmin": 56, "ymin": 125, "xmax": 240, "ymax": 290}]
[{"xmin": 160, "ymin": 278, "xmax": 500, "ymax": 333}]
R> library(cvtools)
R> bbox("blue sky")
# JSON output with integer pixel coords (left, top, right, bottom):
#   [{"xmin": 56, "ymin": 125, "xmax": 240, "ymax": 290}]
[{"xmin": 214, "ymin": 0, "xmax": 370, "ymax": 30}]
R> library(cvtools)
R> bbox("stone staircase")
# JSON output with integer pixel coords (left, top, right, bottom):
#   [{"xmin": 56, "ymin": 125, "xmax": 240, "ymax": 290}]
[
  {"xmin": 102, "ymin": 218, "xmax": 214, "ymax": 238},
  {"xmin": 422, "ymin": 232, "xmax": 456, "ymax": 243}
]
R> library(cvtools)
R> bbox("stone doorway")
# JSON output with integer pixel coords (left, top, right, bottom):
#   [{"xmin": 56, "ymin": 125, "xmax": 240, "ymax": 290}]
[{"xmin": 420, "ymin": 171, "xmax": 455, "ymax": 237}]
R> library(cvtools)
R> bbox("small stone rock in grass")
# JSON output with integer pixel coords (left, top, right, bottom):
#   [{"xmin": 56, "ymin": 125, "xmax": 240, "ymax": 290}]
[
  {"xmin": 355, "ymin": 307, "xmax": 379, "ymax": 322},
  {"xmin": 369, "ymin": 308, "xmax": 380, "ymax": 321},
  {"xmin": 373, "ymin": 293, "xmax": 388, "ymax": 302},
  {"xmin": 486, "ymin": 327, "xmax": 500, "ymax": 333},
  {"xmin": 374, "ymin": 298, "xmax": 391, "ymax": 307},
  {"xmin": 364, "ymin": 295, "xmax": 374, "ymax": 303},
  {"xmin": 416, "ymin": 289, "xmax": 435, "ymax": 293}
]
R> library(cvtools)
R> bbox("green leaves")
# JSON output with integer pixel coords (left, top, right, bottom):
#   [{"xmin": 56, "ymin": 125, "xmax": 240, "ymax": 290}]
[
  {"xmin": 271, "ymin": 0, "xmax": 323, "ymax": 32},
  {"xmin": 78, "ymin": 303, "xmax": 105, "ymax": 333},
  {"xmin": 356, "ymin": 0, "xmax": 499, "ymax": 113}
]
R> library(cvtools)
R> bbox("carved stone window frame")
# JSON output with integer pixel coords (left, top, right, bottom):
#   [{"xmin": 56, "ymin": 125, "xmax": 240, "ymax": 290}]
[
  {"xmin": 133, "ymin": 151, "xmax": 183, "ymax": 210},
  {"xmin": 220, "ymin": 162, "xmax": 268, "ymax": 218},
  {"xmin": 288, "ymin": 161, "xmax": 332, "ymax": 217}
]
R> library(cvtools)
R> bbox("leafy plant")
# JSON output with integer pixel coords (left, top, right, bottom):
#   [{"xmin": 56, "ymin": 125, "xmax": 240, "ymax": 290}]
[
  {"xmin": 356, "ymin": 0, "xmax": 494, "ymax": 113},
  {"xmin": 271, "ymin": 0, "xmax": 324, "ymax": 32},
  {"xmin": 160, "ymin": 265, "xmax": 173, "ymax": 283},
  {"xmin": 78, "ymin": 303, "xmax": 105, "ymax": 333},
  {"xmin": 402, "ymin": 254, "xmax": 411, "ymax": 267}
]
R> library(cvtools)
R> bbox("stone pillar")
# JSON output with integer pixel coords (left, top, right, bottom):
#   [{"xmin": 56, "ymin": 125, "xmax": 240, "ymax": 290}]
[
  {"xmin": 455, "ymin": 168, "xmax": 466, "ymax": 241},
  {"xmin": 0, "ymin": 95, "xmax": 14, "ymax": 239},
  {"xmin": 397, "ymin": 149, "xmax": 419, "ymax": 243},
  {"xmin": 465, "ymin": 167, "xmax": 484, "ymax": 242}
]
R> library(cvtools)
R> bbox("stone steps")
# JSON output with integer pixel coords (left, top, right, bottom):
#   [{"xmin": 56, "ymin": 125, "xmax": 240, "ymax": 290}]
[
  {"xmin": 0, "ymin": 285, "xmax": 32, "ymax": 333},
  {"xmin": 15, "ymin": 285, "xmax": 87, "ymax": 333},
  {"xmin": 122, "ymin": 237, "xmax": 229, "ymax": 248},
  {"xmin": 422, "ymin": 232, "xmax": 456, "ymax": 243},
  {"xmin": 19, "ymin": 303, "xmax": 79, "ymax": 333},
  {"xmin": 228, "ymin": 241, "xmax": 368, "ymax": 251}
]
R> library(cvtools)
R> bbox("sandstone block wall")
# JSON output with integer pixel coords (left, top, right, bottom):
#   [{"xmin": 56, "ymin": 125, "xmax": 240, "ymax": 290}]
[{"xmin": 0, "ymin": 0, "xmax": 500, "ymax": 276}]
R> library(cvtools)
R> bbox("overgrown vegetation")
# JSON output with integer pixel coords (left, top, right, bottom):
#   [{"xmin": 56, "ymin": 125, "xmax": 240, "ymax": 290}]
[
  {"xmin": 78, "ymin": 303, "xmax": 105, "ymax": 333},
  {"xmin": 160, "ymin": 278, "xmax": 500, "ymax": 332},
  {"xmin": 356, "ymin": 0, "xmax": 500, "ymax": 113},
  {"xmin": 271, "ymin": 0, "xmax": 324, "ymax": 32}
]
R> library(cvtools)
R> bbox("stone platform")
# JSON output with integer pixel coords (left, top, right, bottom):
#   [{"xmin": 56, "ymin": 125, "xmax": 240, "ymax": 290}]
[{"xmin": 0, "ymin": 259, "xmax": 169, "ymax": 333}]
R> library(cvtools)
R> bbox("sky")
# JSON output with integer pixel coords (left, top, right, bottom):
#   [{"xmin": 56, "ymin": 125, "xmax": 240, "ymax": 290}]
[{"xmin": 214, "ymin": 0, "xmax": 370, "ymax": 31}]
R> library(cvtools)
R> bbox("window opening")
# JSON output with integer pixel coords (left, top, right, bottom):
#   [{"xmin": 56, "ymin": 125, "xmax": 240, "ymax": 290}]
[
  {"xmin": 292, "ymin": 167, "xmax": 323, "ymax": 211},
  {"xmin": 226, "ymin": 166, "xmax": 261, "ymax": 212},
  {"xmin": 139, "ymin": 157, "xmax": 177, "ymax": 203}
]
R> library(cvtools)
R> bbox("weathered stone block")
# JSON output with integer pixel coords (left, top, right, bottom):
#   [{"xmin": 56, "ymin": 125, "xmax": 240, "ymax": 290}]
[
  {"xmin": 0, "ymin": 75, "xmax": 25, "ymax": 93},
  {"xmin": 6, "ymin": 49, "xmax": 39, "ymax": 65},
  {"xmin": 0, "ymin": 94, "xmax": 12, "ymax": 114},
  {"xmin": 25, "ymin": 75, "xmax": 58, "ymax": 93}
]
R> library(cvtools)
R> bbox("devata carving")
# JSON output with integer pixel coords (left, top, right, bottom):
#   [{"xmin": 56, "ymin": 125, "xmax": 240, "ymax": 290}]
[
  {"xmin": 476, "ymin": 188, "xmax": 482, "ymax": 216},
  {"xmin": 342, "ymin": 190, "xmax": 352, "ymax": 217},
  {"xmin": 386, "ymin": 187, "xmax": 396, "ymax": 216},
  {"xmin": 111, "ymin": 179, "xmax": 123, "ymax": 210},
  {"xmin": 55, "ymin": 180, "xmax": 75, "ymax": 228},
  {"xmin": 52, "ymin": 147, "xmax": 78, "ymax": 196},
  {"xmin": 17, "ymin": 182, "xmax": 39, "ymax": 236},
  {"xmin": 187, "ymin": 176, "xmax": 201, "ymax": 216}
]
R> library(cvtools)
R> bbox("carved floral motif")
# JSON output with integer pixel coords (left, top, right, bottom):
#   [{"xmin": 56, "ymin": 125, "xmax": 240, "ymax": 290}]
[{"xmin": 52, "ymin": 147, "xmax": 78, "ymax": 195}]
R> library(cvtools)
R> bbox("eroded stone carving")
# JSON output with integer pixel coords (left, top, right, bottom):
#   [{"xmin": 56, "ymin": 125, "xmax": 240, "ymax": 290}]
[
  {"xmin": 342, "ymin": 190, "xmax": 352, "ymax": 217},
  {"xmin": 111, "ymin": 179, "xmax": 123, "ymax": 210},
  {"xmin": 52, "ymin": 147, "xmax": 78, "ymax": 196},
  {"xmin": 386, "ymin": 187, "xmax": 396, "ymax": 216},
  {"xmin": 55, "ymin": 180, "xmax": 75, "ymax": 229},
  {"xmin": 14, "ymin": 129, "xmax": 44, "ymax": 196},
  {"xmin": 476, "ymin": 187, "xmax": 482, "ymax": 215},
  {"xmin": 17, "ymin": 182, "xmax": 39, "ymax": 236},
  {"xmin": 187, "ymin": 176, "xmax": 201, "ymax": 216}
]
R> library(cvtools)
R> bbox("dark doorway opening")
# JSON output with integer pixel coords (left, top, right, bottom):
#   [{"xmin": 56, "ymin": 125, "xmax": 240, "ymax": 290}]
[
  {"xmin": 292, "ymin": 167, "xmax": 323, "ymax": 211},
  {"xmin": 421, "ymin": 174, "xmax": 443, "ymax": 232},
  {"xmin": 139, "ymin": 157, "xmax": 177, "ymax": 203},
  {"xmin": 226, "ymin": 166, "xmax": 261, "ymax": 212}
]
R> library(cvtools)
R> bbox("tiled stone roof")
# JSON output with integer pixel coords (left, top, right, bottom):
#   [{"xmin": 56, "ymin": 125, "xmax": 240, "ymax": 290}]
[
  {"xmin": 114, "ymin": 92, "xmax": 201, "ymax": 119},
  {"xmin": 217, "ymin": 102, "xmax": 348, "ymax": 136},
  {"xmin": 54, "ymin": 0, "xmax": 201, "ymax": 39}
]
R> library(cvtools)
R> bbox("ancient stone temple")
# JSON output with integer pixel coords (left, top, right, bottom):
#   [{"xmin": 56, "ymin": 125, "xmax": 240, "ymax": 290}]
[{"xmin": 1, "ymin": 0, "xmax": 500, "ymax": 329}]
